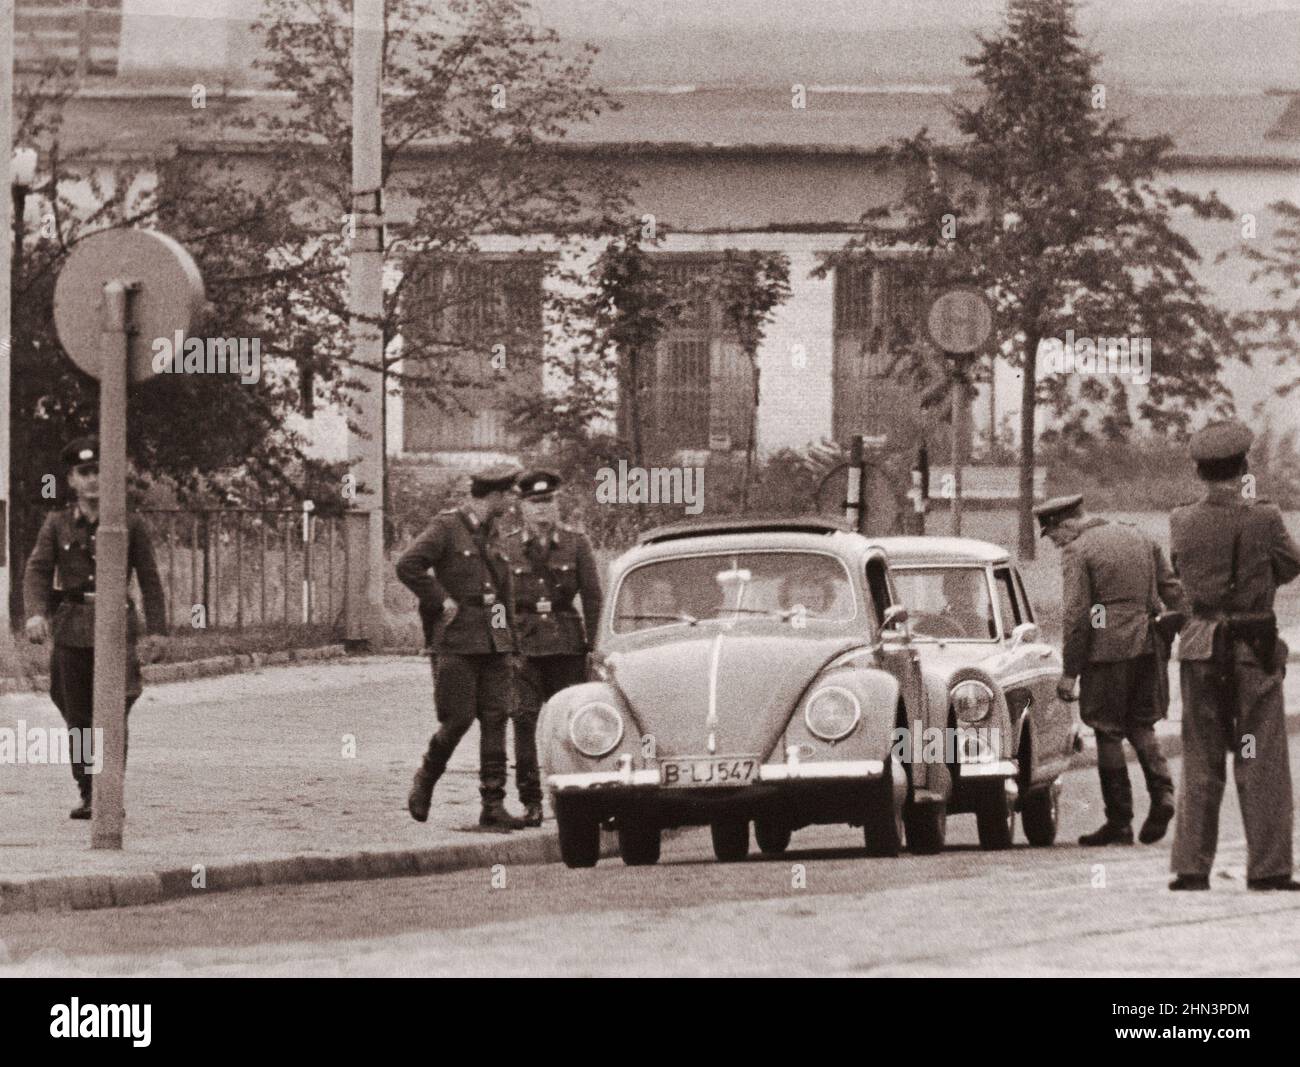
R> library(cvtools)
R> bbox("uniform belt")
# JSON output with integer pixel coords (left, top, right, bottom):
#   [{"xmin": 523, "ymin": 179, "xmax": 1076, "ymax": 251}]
[
  {"xmin": 456, "ymin": 594, "xmax": 498, "ymax": 606},
  {"xmin": 60, "ymin": 591, "xmax": 96, "ymax": 603},
  {"xmin": 515, "ymin": 605, "xmax": 577, "ymax": 616}
]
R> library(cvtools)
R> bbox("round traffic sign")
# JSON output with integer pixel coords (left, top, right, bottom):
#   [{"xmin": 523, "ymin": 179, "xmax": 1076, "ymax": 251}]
[
  {"xmin": 54, "ymin": 229, "xmax": 205, "ymax": 383},
  {"xmin": 926, "ymin": 287, "xmax": 994, "ymax": 355}
]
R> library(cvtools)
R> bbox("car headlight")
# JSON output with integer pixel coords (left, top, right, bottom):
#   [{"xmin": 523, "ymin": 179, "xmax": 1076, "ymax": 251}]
[
  {"xmin": 568, "ymin": 701, "xmax": 624, "ymax": 757},
  {"xmin": 804, "ymin": 686, "xmax": 861, "ymax": 741},
  {"xmin": 951, "ymin": 680, "xmax": 994, "ymax": 723}
]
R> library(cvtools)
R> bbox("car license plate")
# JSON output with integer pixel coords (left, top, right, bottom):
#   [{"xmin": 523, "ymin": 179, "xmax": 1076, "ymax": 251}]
[{"xmin": 660, "ymin": 757, "xmax": 760, "ymax": 788}]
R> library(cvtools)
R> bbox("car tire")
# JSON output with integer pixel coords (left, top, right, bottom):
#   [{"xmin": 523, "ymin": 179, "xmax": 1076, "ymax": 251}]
[
  {"xmin": 903, "ymin": 800, "xmax": 947, "ymax": 854},
  {"xmin": 617, "ymin": 822, "xmax": 662, "ymax": 866},
  {"xmin": 862, "ymin": 756, "xmax": 905, "ymax": 857},
  {"xmin": 555, "ymin": 795, "xmax": 601, "ymax": 868},
  {"xmin": 976, "ymin": 782, "xmax": 1016, "ymax": 851},
  {"xmin": 710, "ymin": 818, "xmax": 750, "ymax": 863},
  {"xmin": 1020, "ymin": 783, "xmax": 1060, "ymax": 847},
  {"xmin": 754, "ymin": 818, "xmax": 792, "ymax": 855}
]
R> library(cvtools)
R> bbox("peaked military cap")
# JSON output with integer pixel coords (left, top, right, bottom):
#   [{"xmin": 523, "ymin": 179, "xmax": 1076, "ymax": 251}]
[
  {"xmin": 1033, "ymin": 493, "xmax": 1084, "ymax": 535},
  {"xmin": 61, "ymin": 435, "xmax": 100, "ymax": 467},
  {"xmin": 516, "ymin": 470, "xmax": 562, "ymax": 500},
  {"xmin": 469, "ymin": 462, "xmax": 522, "ymax": 496},
  {"xmin": 1189, "ymin": 420, "xmax": 1253, "ymax": 462}
]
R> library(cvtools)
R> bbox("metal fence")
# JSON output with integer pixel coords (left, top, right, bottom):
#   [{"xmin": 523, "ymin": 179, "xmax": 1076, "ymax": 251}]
[{"xmin": 138, "ymin": 510, "xmax": 349, "ymax": 633}]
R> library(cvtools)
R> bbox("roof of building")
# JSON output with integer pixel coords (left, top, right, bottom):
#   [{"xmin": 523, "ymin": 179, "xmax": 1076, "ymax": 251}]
[{"xmin": 37, "ymin": 85, "xmax": 1300, "ymax": 166}]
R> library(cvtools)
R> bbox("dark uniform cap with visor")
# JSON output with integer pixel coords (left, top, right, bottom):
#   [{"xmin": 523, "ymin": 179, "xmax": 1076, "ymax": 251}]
[
  {"xmin": 516, "ymin": 470, "xmax": 562, "ymax": 501},
  {"xmin": 61, "ymin": 436, "xmax": 100, "ymax": 467},
  {"xmin": 1188, "ymin": 420, "xmax": 1254, "ymax": 462},
  {"xmin": 1032, "ymin": 493, "xmax": 1084, "ymax": 536},
  {"xmin": 469, "ymin": 462, "xmax": 523, "ymax": 496}
]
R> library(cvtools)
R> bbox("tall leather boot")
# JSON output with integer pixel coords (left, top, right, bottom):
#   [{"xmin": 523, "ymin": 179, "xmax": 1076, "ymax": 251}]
[
  {"xmin": 69, "ymin": 780, "xmax": 92, "ymax": 821},
  {"xmin": 1131, "ymin": 726, "xmax": 1175, "ymax": 844},
  {"xmin": 479, "ymin": 799, "xmax": 528, "ymax": 831},
  {"xmin": 407, "ymin": 760, "xmax": 440, "ymax": 823},
  {"xmin": 1080, "ymin": 761, "xmax": 1134, "ymax": 846}
]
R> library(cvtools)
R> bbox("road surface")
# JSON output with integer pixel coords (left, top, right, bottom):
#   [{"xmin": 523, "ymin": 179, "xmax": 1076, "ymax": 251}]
[{"xmin": 4, "ymin": 744, "xmax": 1299, "ymax": 977}]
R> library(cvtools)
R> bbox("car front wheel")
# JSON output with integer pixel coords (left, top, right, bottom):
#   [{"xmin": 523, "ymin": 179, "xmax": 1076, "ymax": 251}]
[
  {"xmin": 754, "ymin": 818, "xmax": 792, "ymax": 855},
  {"xmin": 862, "ymin": 756, "xmax": 905, "ymax": 857},
  {"xmin": 975, "ymin": 781, "xmax": 1016, "ymax": 850},
  {"xmin": 617, "ymin": 822, "xmax": 662, "ymax": 865},
  {"xmin": 555, "ymin": 795, "xmax": 601, "ymax": 868},
  {"xmin": 1020, "ymin": 783, "xmax": 1060, "ymax": 847},
  {"xmin": 711, "ymin": 819, "xmax": 750, "ymax": 862}
]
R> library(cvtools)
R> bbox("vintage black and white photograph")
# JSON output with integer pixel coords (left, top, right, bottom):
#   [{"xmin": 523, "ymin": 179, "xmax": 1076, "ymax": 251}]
[{"xmin": 1, "ymin": 0, "xmax": 1299, "ymax": 1001}]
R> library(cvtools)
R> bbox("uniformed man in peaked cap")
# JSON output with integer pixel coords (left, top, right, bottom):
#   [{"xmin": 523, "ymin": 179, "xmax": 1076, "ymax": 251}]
[
  {"xmin": 22, "ymin": 435, "xmax": 168, "ymax": 819},
  {"xmin": 500, "ymin": 471, "xmax": 603, "ymax": 826},
  {"xmin": 1035, "ymin": 493, "xmax": 1184, "ymax": 847},
  {"xmin": 1168, "ymin": 420, "xmax": 1300, "ymax": 891},
  {"xmin": 397, "ymin": 462, "xmax": 527, "ymax": 831}
]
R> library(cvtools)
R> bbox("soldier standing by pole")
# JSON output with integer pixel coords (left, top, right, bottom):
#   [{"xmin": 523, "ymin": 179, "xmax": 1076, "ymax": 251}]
[
  {"xmin": 500, "ymin": 471, "xmax": 603, "ymax": 827},
  {"xmin": 1168, "ymin": 421, "xmax": 1300, "ymax": 891},
  {"xmin": 397, "ymin": 464, "xmax": 526, "ymax": 831},
  {"xmin": 1035, "ymin": 493, "xmax": 1183, "ymax": 847},
  {"xmin": 22, "ymin": 436, "xmax": 167, "ymax": 819}
]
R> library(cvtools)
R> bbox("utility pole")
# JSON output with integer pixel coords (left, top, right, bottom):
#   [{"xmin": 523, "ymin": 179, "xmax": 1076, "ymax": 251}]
[
  {"xmin": 1, "ymin": 0, "xmax": 15, "ymax": 639},
  {"xmin": 348, "ymin": 0, "xmax": 387, "ymax": 647}
]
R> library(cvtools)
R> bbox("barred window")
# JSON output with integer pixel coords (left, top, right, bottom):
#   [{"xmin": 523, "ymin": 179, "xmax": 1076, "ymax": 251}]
[{"xmin": 16, "ymin": 0, "xmax": 123, "ymax": 77}]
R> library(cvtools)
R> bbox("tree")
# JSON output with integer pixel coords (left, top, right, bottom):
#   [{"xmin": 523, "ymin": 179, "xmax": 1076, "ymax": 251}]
[
  {"xmin": 830, "ymin": 0, "xmax": 1239, "ymax": 557},
  {"xmin": 239, "ymin": 0, "xmax": 627, "ymax": 512},
  {"xmin": 708, "ymin": 250, "xmax": 791, "ymax": 511},
  {"xmin": 7, "ymin": 62, "xmax": 330, "ymax": 624},
  {"xmin": 1235, "ymin": 199, "xmax": 1300, "ymax": 398}
]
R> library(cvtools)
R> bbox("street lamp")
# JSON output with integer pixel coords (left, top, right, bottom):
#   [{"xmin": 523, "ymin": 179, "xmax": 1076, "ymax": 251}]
[{"xmin": 5, "ymin": 144, "xmax": 37, "ymax": 624}]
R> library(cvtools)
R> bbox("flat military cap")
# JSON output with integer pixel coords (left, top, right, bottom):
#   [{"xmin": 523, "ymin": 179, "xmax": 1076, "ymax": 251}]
[
  {"xmin": 1033, "ymin": 493, "xmax": 1084, "ymax": 535},
  {"xmin": 61, "ymin": 435, "xmax": 99, "ymax": 466},
  {"xmin": 1189, "ymin": 419, "xmax": 1253, "ymax": 462},
  {"xmin": 516, "ymin": 470, "xmax": 562, "ymax": 500},
  {"xmin": 469, "ymin": 462, "xmax": 522, "ymax": 495}
]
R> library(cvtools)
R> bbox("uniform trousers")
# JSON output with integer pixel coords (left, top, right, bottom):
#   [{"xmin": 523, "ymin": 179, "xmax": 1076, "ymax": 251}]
[
  {"xmin": 1171, "ymin": 644, "xmax": 1293, "ymax": 881},
  {"xmin": 49, "ymin": 645, "xmax": 142, "ymax": 800},
  {"xmin": 511, "ymin": 654, "xmax": 588, "ymax": 804},
  {"xmin": 423, "ymin": 652, "xmax": 512, "ymax": 802}
]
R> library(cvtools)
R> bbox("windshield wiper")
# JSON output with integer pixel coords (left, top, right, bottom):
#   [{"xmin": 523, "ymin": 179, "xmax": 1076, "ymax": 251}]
[{"xmin": 614, "ymin": 612, "xmax": 699, "ymax": 626}]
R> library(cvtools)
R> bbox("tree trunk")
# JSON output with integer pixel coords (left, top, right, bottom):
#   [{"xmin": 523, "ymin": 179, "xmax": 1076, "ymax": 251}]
[
  {"xmin": 741, "ymin": 355, "xmax": 760, "ymax": 513},
  {"xmin": 1017, "ymin": 329, "xmax": 1040, "ymax": 560}
]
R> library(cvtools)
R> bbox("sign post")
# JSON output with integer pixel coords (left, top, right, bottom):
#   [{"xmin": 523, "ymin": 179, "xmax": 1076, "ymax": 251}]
[
  {"xmin": 926, "ymin": 288, "xmax": 994, "ymax": 537},
  {"xmin": 53, "ymin": 229, "xmax": 204, "ymax": 849}
]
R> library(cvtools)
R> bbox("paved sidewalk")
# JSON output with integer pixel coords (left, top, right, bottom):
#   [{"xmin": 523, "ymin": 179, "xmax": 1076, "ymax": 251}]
[{"xmin": 1, "ymin": 657, "xmax": 572, "ymax": 912}]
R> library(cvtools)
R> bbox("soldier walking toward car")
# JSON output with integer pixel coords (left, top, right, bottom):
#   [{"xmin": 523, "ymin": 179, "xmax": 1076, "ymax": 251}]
[
  {"xmin": 500, "ymin": 471, "xmax": 604, "ymax": 827},
  {"xmin": 21, "ymin": 436, "xmax": 168, "ymax": 819},
  {"xmin": 1168, "ymin": 421, "xmax": 1300, "ymax": 891},
  {"xmin": 1035, "ymin": 493, "xmax": 1184, "ymax": 847},
  {"xmin": 397, "ymin": 464, "xmax": 528, "ymax": 831}
]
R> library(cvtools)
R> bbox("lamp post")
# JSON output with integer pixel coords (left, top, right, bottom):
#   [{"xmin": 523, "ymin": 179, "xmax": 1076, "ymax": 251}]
[
  {"xmin": 4, "ymin": 144, "xmax": 36, "ymax": 626},
  {"xmin": 1, "ymin": 0, "xmax": 15, "ymax": 637}
]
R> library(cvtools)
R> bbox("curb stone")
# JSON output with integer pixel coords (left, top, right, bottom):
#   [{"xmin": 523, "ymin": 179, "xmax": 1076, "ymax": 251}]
[{"xmin": 0, "ymin": 827, "xmax": 625, "ymax": 917}]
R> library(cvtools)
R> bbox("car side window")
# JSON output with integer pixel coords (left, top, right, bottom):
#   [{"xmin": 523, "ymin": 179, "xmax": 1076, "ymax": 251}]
[{"xmin": 994, "ymin": 567, "xmax": 1021, "ymax": 638}]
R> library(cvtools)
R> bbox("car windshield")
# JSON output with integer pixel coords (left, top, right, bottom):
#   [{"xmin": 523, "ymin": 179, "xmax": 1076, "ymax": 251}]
[
  {"xmin": 890, "ymin": 566, "xmax": 998, "ymax": 641},
  {"xmin": 613, "ymin": 551, "xmax": 855, "ymax": 634}
]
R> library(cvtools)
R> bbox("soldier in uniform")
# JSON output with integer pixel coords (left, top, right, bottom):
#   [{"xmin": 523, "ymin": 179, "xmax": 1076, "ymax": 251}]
[
  {"xmin": 1168, "ymin": 421, "xmax": 1300, "ymax": 891},
  {"xmin": 500, "ymin": 471, "xmax": 604, "ymax": 827},
  {"xmin": 21, "ymin": 436, "xmax": 168, "ymax": 819},
  {"xmin": 397, "ymin": 464, "xmax": 526, "ymax": 831},
  {"xmin": 1036, "ymin": 494, "xmax": 1184, "ymax": 847}
]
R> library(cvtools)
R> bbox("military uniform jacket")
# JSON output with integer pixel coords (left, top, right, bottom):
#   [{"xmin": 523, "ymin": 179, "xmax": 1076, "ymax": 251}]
[
  {"xmin": 1061, "ymin": 516, "xmax": 1184, "ymax": 679},
  {"xmin": 22, "ymin": 506, "xmax": 168, "ymax": 648},
  {"xmin": 1170, "ymin": 485, "xmax": 1300, "ymax": 660},
  {"xmin": 395, "ymin": 507, "xmax": 517, "ymax": 655},
  {"xmin": 500, "ymin": 524, "xmax": 603, "ymax": 657}
]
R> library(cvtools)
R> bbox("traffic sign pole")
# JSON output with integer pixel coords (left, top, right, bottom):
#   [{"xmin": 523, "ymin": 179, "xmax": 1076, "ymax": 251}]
[{"xmin": 90, "ymin": 280, "xmax": 134, "ymax": 850}]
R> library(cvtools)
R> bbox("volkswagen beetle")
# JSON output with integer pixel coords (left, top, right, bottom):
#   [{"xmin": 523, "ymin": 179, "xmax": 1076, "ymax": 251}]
[
  {"xmin": 869, "ymin": 536, "xmax": 1081, "ymax": 852},
  {"xmin": 539, "ymin": 517, "xmax": 917, "ymax": 868}
]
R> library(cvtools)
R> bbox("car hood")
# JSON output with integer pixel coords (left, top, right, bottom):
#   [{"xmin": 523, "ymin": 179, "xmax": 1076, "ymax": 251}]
[
  {"xmin": 605, "ymin": 630, "xmax": 861, "ymax": 759},
  {"xmin": 911, "ymin": 640, "xmax": 1007, "ymax": 682}
]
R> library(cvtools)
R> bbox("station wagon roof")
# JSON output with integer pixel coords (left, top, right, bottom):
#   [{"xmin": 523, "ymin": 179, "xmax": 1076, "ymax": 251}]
[
  {"xmin": 866, "ymin": 536, "xmax": 1010, "ymax": 565},
  {"xmin": 637, "ymin": 516, "xmax": 842, "ymax": 544}
]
